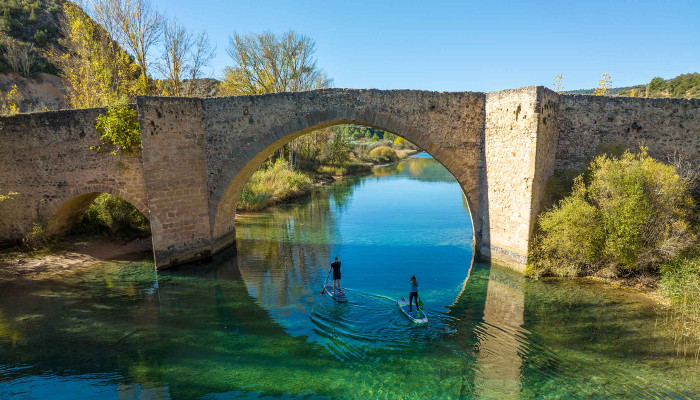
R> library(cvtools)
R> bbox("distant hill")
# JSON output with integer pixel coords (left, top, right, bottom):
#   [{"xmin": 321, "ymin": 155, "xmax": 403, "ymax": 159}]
[
  {"xmin": 0, "ymin": 0, "xmax": 65, "ymax": 75},
  {"xmin": 567, "ymin": 73, "xmax": 700, "ymax": 99}
]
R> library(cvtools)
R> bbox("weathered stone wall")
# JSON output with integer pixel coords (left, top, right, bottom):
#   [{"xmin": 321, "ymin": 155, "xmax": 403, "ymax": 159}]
[
  {"xmin": 556, "ymin": 95, "xmax": 700, "ymax": 171},
  {"xmin": 482, "ymin": 87, "xmax": 551, "ymax": 270},
  {"xmin": 0, "ymin": 108, "xmax": 147, "ymax": 242},
  {"xmin": 138, "ymin": 97, "xmax": 212, "ymax": 267}
]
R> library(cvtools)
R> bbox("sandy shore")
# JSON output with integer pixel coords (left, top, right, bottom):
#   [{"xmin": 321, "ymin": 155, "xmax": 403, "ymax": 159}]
[{"xmin": 0, "ymin": 237, "xmax": 152, "ymax": 281}]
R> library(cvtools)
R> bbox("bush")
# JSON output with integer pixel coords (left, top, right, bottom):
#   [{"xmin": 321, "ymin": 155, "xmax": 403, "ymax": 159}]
[
  {"xmin": 368, "ymin": 146, "xmax": 398, "ymax": 163},
  {"xmin": 76, "ymin": 193, "xmax": 150, "ymax": 238},
  {"xmin": 528, "ymin": 148, "xmax": 696, "ymax": 278},
  {"xmin": 94, "ymin": 98, "xmax": 141, "ymax": 155},
  {"xmin": 238, "ymin": 160, "xmax": 313, "ymax": 211},
  {"xmin": 22, "ymin": 221, "xmax": 52, "ymax": 250}
]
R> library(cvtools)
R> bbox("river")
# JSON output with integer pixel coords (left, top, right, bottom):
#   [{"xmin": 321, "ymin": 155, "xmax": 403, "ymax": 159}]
[{"xmin": 0, "ymin": 153, "xmax": 698, "ymax": 399}]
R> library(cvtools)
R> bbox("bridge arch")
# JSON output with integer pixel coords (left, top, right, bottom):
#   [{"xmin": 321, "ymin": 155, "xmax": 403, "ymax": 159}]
[
  {"xmin": 46, "ymin": 185, "xmax": 149, "ymax": 236},
  {"xmin": 209, "ymin": 109, "xmax": 482, "ymax": 251}
]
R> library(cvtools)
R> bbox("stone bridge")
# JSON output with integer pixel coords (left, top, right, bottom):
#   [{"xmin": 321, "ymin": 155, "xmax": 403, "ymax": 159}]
[{"xmin": 2, "ymin": 86, "xmax": 700, "ymax": 271}]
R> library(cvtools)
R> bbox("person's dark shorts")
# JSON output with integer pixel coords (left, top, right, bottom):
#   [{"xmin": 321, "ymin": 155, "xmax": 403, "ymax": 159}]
[{"xmin": 333, "ymin": 271, "xmax": 341, "ymax": 280}]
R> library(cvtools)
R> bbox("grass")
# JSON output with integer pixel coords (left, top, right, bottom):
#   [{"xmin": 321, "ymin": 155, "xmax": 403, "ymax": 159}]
[
  {"xmin": 238, "ymin": 161, "xmax": 313, "ymax": 212},
  {"xmin": 658, "ymin": 253, "xmax": 700, "ymax": 360}
]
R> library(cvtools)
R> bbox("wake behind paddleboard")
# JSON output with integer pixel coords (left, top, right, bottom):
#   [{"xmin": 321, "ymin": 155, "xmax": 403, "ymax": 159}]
[
  {"xmin": 397, "ymin": 298, "xmax": 428, "ymax": 324},
  {"xmin": 324, "ymin": 284, "xmax": 348, "ymax": 303}
]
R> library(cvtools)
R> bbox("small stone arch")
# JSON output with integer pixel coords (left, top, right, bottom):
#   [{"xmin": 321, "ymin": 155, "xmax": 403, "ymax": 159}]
[
  {"xmin": 209, "ymin": 108, "xmax": 481, "ymax": 250},
  {"xmin": 46, "ymin": 185, "xmax": 149, "ymax": 236}
]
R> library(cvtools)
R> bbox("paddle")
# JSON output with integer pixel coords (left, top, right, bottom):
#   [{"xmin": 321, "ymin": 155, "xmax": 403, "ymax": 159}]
[{"xmin": 319, "ymin": 268, "xmax": 331, "ymax": 295}]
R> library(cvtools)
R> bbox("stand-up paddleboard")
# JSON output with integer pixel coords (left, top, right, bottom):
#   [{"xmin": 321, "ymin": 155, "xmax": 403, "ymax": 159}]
[
  {"xmin": 324, "ymin": 284, "xmax": 348, "ymax": 303},
  {"xmin": 397, "ymin": 298, "xmax": 428, "ymax": 324}
]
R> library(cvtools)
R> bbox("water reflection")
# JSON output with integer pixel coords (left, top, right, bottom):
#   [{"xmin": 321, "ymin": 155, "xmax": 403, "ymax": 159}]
[
  {"xmin": 234, "ymin": 154, "xmax": 474, "ymax": 356},
  {"xmin": 1, "ymin": 154, "xmax": 699, "ymax": 399}
]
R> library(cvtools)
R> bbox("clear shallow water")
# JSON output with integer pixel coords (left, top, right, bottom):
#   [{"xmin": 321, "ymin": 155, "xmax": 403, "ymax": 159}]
[{"xmin": 1, "ymin": 154, "xmax": 699, "ymax": 399}]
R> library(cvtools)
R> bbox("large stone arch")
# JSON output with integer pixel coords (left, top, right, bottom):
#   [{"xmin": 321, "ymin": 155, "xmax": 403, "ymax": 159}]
[
  {"xmin": 46, "ymin": 185, "xmax": 149, "ymax": 236},
  {"xmin": 209, "ymin": 109, "xmax": 483, "ymax": 251}
]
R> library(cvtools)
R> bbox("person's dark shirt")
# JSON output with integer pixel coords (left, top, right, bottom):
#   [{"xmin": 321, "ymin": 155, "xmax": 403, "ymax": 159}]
[{"xmin": 331, "ymin": 261, "xmax": 341, "ymax": 274}]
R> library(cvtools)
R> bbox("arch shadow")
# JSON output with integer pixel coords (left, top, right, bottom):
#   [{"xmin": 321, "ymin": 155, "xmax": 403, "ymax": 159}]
[{"xmin": 46, "ymin": 186, "xmax": 149, "ymax": 236}]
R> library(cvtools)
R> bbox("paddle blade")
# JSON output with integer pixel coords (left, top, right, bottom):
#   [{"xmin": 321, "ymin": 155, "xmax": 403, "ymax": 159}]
[{"xmin": 418, "ymin": 300, "xmax": 424, "ymax": 307}]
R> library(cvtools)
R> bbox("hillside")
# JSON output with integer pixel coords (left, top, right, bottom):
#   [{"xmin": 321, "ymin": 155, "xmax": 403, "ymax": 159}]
[
  {"xmin": 568, "ymin": 73, "xmax": 700, "ymax": 99},
  {"xmin": 0, "ymin": 0, "xmax": 64, "ymax": 75},
  {"xmin": 615, "ymin": 73, "xmax": 700, "ymax": 98}
]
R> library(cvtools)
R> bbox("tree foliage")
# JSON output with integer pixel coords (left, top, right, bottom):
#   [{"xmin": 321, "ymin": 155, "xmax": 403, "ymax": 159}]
[
  {"xmin": 157, "ymin": 17, "xmax": 215, "ymax": 96},
  {"xmin": 91, "ymin": 0, "xmax": 163, "ymax": 93},
  {"xmin": 0, "ymin": 0, "xmax": 61, "ymax": 74},
  {"xmin": 528, "ymin": 148, "xmax": 696, "ymax": 278},
  {"xmin": 369, "ymin": 146, "xmax": 399, "ymax": 163},
  {"xmin": 594, "ymin": 73, "xmax": 612, "ymax": 96},
  {"xmin": 56, "ymin": 1, "xmax": 141, "ymax": 108},
  {"xmin": 0, "ymin": 84, "xmax": 22, "ymax": 115},
  {"xmin": 94, "ymin": 97, "xmax": 141, "ymax": 155},
  {"xmin": 219, "ymin": 30, "xmax": 332, "ymax": 96}
]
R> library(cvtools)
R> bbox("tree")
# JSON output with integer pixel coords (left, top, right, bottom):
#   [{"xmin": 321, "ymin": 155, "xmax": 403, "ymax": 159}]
[
  {"xmin": 91, "ymin": 0, "xmax": 163, "ymax": 93},
  {"xmin": 219, "ymin": 30, "xmax": 332, "ymax": 95},
  {"xmin": 158, "ymin": 18, "xmax": 191, "ymax": 96},
  {"xmin": 186, "ymin": 31, "xmax": 216, "ymax": 96},
  {"xmin": 3, "ymin": 38, "xmax": 35, "ymax": 76},
  {"xmin": 594, "ymin": 73, "xmax": 612, "ymax": 96},
  {"xmin": 57, "ymin": 2, "xmax": 140, "ymax": 108},
  {"xmin": 0, "ymin": 84, "xmax": 22, "ymax": 115},
  {"xmin": 553, "ymin": 74, "xmax": 564, "ymax": 94},
  {"xmin": 158, "ymin": 18, "xmax": 216, "ymax": 97},
  {"xmin": 648, "ymin": 76, "xmax": 665, "ymax": 94}
]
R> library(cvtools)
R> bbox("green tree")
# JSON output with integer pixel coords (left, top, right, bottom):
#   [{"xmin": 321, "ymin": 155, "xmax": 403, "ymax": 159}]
[
  {"xmin": 94, "ymin": 97, "xmax": 141, "ymax": 155},
  {"xmin": 648, "ymin": 76, "xmax": 665, "ymax": 93}
]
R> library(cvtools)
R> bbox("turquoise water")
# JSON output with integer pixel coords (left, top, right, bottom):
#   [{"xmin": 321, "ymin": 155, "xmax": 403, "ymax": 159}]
[{"xmin": 0, "ymin": 154, "xmax": 698, "ymax": 399}]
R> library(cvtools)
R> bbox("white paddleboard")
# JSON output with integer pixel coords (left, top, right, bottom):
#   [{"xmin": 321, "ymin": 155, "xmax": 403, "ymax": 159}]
[
  {"xmin": 324, "ymin": 284, "xmax": 348, "ymax": 303},
  {"xmin": 397, "ymin": 298, "xmax": 428, "ymax": 324}
]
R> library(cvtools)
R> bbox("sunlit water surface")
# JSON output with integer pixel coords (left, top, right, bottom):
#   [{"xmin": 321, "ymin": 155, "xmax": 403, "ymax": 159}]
[{"xmin": 1, "ymin": 153, "xmax": 698, "ymax": 399}]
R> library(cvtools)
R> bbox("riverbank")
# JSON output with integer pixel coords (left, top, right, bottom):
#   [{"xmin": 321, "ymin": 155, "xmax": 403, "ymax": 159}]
[
  {"xmin": 0, "ymin": 237, "xmax": 151, "ymax": 282},
  {"xmin": 238, "ymin": 148, "xmax": 419, "ymax": 212}
]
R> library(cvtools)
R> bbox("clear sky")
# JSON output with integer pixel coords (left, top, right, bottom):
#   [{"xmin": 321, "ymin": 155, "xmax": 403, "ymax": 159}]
[{"xmin": 150, "ymin": 0, "xmax": 700, "ymax": 92}]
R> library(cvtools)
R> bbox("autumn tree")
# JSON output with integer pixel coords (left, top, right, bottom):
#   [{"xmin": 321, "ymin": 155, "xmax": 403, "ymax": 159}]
[
  {"xmin": 56, "ymin": 2, "xmax": 140, "ymax": 108},
  {"xmin": 219, "ymin": 30, "xmax": 332, "ymax": 95},
  {"xmin": 158, "ymin": 18, "xmax": 215, "ymax": 96},
  {"xmin": 553, "ymin": 74, "xmax": 564, "ymax": 94},
  {"xmin": 185, "ymin": 31, "xmax": 216, "ymax": 96},
  {"xmin": 90, "ymin": 0, "xmax": 163, "ymax": 93},
  {"xmin": 594, "ymin": 73, "xmax": 612, "ymax": 96}
]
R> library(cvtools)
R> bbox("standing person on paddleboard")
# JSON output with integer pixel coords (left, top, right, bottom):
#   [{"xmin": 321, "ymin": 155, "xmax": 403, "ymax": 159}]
[
  {"xmin": 409, "ymin": 276, "xmax": 419, "ymax": 312},
  {"xmin": 329, "ymin": 257, "xmax": 342, "ymax": 294}
]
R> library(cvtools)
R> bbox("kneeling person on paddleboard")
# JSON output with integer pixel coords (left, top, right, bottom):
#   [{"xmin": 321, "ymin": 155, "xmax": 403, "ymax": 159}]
[
  {"xmin": 329, "ymin": 257, "xmax": 342, "ymax": 294},
  {"xmin": 409, "ymin": 275, "xmax": 419, "ymax": 312}
]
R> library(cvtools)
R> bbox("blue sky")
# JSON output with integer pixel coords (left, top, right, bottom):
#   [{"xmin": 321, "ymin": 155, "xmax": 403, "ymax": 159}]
[{"xmin": 151, "ymin": 0, "xmax": 700, "ymax": 92}]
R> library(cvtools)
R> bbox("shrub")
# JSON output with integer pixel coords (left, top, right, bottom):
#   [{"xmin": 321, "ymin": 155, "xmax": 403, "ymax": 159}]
[
  {"xmin": 77, "ymin": 193, "xmax": 150, "ymax": 238},
  {"xmin": 368, "ymin": 146, "xmax": 398, "ymax": 163},
  {"xmin": 238, "ymin": 160, "xmax": 313, "ymax": 211},
  {"xmin": 527, "ymin": 178, "xmax": 604, "ymax": 278},
  {"xmin": 94, "ymin": 98, "xmax": 141, "ymax": 155},
  {"xmin": 528, "ymin": 148, "xmax": 696, "ymax": 277},
  {"xmin": 22, "ymin": 221, "xmax": 52, "ymax": 250}
]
